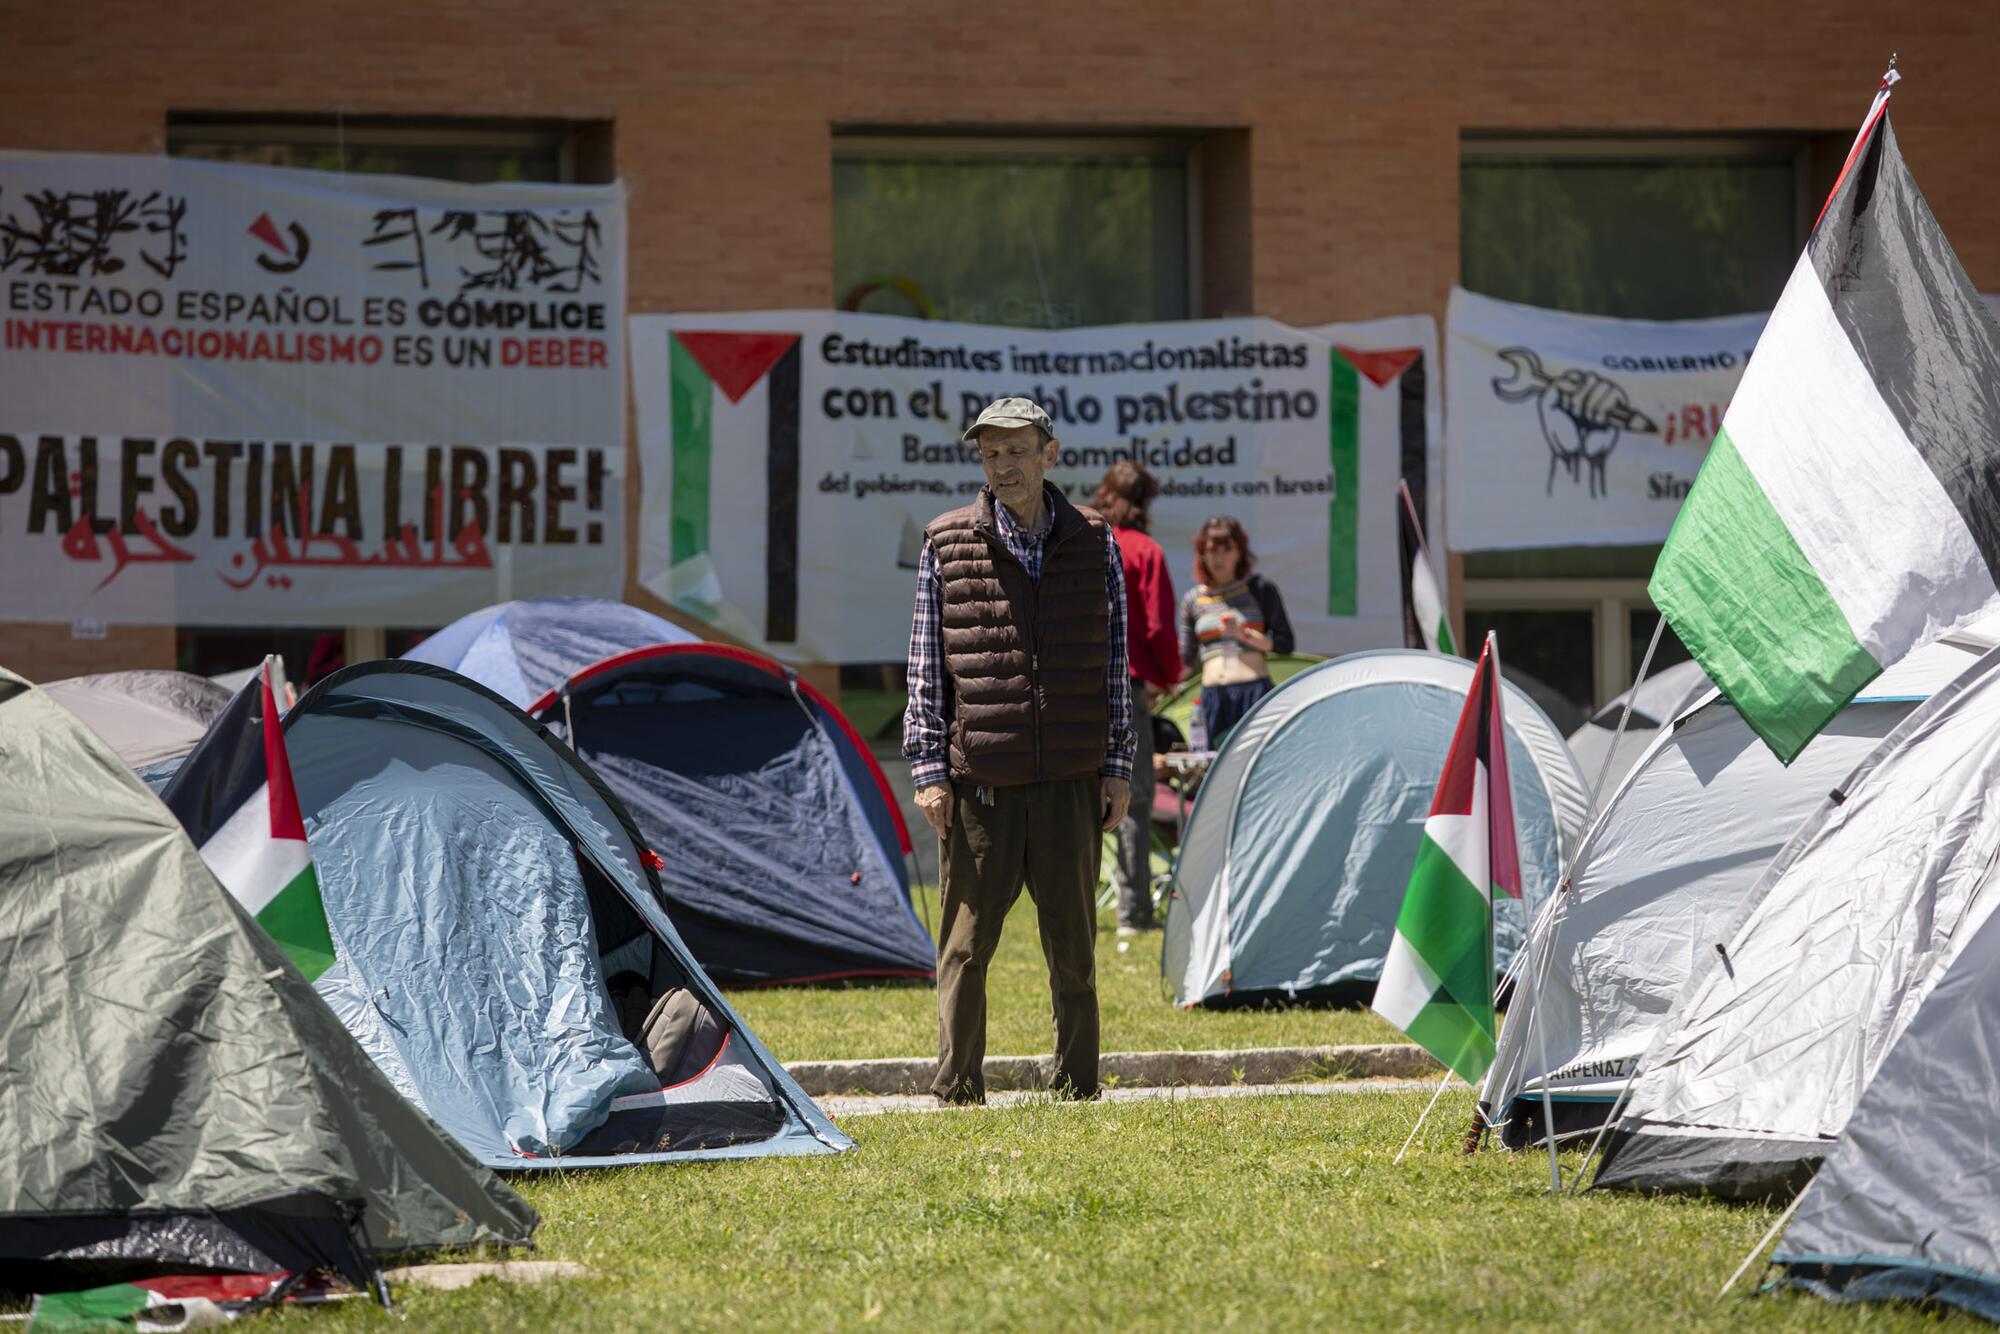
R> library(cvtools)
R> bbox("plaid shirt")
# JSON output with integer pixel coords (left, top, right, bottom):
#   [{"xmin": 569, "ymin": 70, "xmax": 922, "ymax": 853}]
[{"xmin": 904, "ymin": 485, "xmax": 1134, "ymax": 789}]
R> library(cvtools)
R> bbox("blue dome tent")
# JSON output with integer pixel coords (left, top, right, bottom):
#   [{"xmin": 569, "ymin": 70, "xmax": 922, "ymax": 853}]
[
  {"xmin": 530, "ymin": 643, "xmax": 932, "ymax": 987},
  {"xmin": 1163, "ymin": 650, "xmax": 1590, "ymax": 1008},
  {"xmin": 282, "ymin": 660, "xmax": 853, "ymax": 1169}
]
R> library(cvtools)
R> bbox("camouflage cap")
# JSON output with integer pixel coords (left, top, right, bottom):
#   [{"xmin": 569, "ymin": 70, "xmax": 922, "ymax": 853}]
[{"xmin": 962, "ymin": 396, "xmax": 1055, "ymax": 444}]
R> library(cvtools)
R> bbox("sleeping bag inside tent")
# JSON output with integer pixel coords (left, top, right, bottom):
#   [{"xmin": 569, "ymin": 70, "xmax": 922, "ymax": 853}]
[
  {"xmin": 531, "ymin": 644, "xmax": 933, "ymax": 986},
  {"xmin": 280, "ymin": 661, "xmax": 853, "ymax": 1169},
  {"xmin": 1163, "ymin": 650, "xmax": 1590, "ymax": 1008},
  {"xmin": 0, "ymin": 669, "xmax": 535, "ymax": 1292}
]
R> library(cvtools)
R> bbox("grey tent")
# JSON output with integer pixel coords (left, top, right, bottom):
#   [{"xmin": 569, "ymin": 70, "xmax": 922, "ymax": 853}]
[
  {"xmin": 1773, "ymin": 903, "xmax": 2000, "ymax": 1318},
  {"xmin": 0, "ymin": 669, "xmax": 535, "ymax": 1291},
  {"xmin": 1595, "ymin": 641, "xmax": 2000, "ymax": 1199},
  {"xmin": 283, "ymin": 661, "xmax": 853, "ymax": 1168},
  {"xmin": 1480, "ymin": 630, "xmax": 1990, "ymax": 1148},
  {"xmin": 1162, "ymin": 651, "xmax": 1590, "ymax": 1007},
  {"xmin": 41, "ymin": 669, "xmax": 230, "ymax": 768}
]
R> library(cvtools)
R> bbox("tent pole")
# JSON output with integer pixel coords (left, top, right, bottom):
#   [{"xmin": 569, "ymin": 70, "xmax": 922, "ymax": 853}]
[
  {"xmin": 1395, "ymin": 1068, "xmax": 1457, "ymax": 1164},
  {"xmin": 1719, "ymin": 1192, "xmax": 1804, "ymax": 1299},
  {"xmin": 1566, "ymin": 1059, "xmax": 1645, "ymax": 1194},
  {"xmin": 1522, "ymin": 914, "xmax": 1565, "ymax": 1192},
  {"xmin": 1503, "ymin": 614, "xmax": 1665, "ymax": 1185},
  {"xmin": 1584, "ymin": 616, "xmax": 1668, "ymax": 824}
]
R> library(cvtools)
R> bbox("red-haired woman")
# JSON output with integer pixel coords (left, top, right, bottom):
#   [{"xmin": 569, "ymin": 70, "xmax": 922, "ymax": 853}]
[{"xmin": 1178, "ymin": 516, "xmax": 1294, "ymax": 748}]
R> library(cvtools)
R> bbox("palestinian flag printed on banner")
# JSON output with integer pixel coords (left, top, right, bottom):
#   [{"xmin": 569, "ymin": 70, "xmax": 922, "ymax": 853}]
[
  {"xmin": 1372, "ymin": 633, "xmax": 1520, "ymax": 1083},
  {"xmin": 666, "ymin": 329, "xmax": 804, "ymax": 642},
  {"xmin": 1329, "ymin": 344, "xmax": 1430, "ymax": 618},
  {"xmin": 1399, "ymin": 477, "xmax": 1456, "ymax": 655},
  {"xmin": 29, "ymin": 1272, "xmax": 290, "ymax": 1331},
  {"xmin": 1651, "ymin": 70, "xmax": 2000, "ymax": 762},
  {"xmin": 160, "ymin": 657, "xmax": 335, "ymax": 981}
]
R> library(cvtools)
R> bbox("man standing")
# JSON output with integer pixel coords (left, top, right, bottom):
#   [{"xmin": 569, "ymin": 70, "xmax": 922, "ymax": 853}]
[{"xmin": 904, "ymin": 397, "xmax": 1134, "ymax": 1104}]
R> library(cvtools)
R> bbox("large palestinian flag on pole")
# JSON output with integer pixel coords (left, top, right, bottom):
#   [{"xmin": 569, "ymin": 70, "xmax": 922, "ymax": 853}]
[
  {"xmin": 1650, "ymin": 70, "xmax": 2000, "ymax": 763},
  {"xmin": 1372, "ymin": 632, "xmax": 1520, "ymax": 1083},
  {"xmin": 160, "ymin": 657, "xmax": 334, "ymax": 981}
]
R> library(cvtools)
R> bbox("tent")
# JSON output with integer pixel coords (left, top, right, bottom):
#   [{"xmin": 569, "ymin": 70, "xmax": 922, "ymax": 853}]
[
  {"xmin": 1594, "ymin": 641, "xmax": 2000, "ymax": 1200},
  {"xmin": 0, "ymin": 668, "xmax": 535, "ymax": 1291},
  {"xmin": 283, "ymin": 660, "xmax": 855, "ymax": 1168},
  {"xmin": 1564, "ymin": 658, "xmax": 1712, "ymax": 796},
  {"xmin": 401, "ymin": 596, "xmax": 697, "ymax": 710},
  {"xmin": 1773, "ymin": 902, "xmax": 2000, "ymax": 1319},
  {"xmin": 40, "ymin": 669, "xmax": 231, "ymax": 768},
  {"xmin": 530, "ymin": 644, "xmax": 933, "ymax": 986},
  {"xmin": 1162, "ymin": 650, "xmax": 1591, "ymax": 1007},
  {"xmin": 1479, "ymin": 630, "xmax": 1990, "ymax": 1149}
]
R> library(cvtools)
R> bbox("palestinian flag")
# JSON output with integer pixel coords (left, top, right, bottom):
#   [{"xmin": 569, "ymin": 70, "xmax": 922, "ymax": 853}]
[
  {"xmin": 1651, "ymin": 70, "xmax": 2000, "ymax": 763},
  {"xmin": 160, "ymin": 657, "xmax": 334, "ymax": 981},
  {"xmin": 1329, "ymin": 343, "xmax": 1430, "ymax": 617},
  {"xmin": 1372, "ymin": 633, "xmax": 1520, "ymax": 1083},
  {"xmin": 30, "ymin": 1273, "xmax": 289, "ymax": 1331},
  {"xmin": 1400, "ymin": 477, "xmax": 1457, "ymax": 655},
  {"xmin": 666, "ymin": 329, "xmax": 803, "ymax": 643}
]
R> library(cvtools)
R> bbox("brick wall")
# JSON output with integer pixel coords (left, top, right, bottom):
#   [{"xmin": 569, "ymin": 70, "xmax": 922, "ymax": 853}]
[{"xmin": 7, "ymin": 2, "xmax": 1999, "ymax": 680}]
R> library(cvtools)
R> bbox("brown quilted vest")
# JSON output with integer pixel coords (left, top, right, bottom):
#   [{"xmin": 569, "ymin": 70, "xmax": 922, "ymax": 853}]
[{"xmin": 927, "ymin": 486, "xmax": 1111, "ymax": 786}]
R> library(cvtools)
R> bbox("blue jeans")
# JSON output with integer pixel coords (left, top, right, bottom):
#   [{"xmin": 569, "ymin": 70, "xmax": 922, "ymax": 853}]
[{"xmin": 1200, "ymin": 678, "xmax": 1273, "ymax": 750}]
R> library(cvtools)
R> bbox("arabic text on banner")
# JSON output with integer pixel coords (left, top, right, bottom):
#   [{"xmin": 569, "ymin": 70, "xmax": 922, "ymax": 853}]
[
  {"xmin": 1443, "ymin": 287, "xmax": 1767, "ymax": 552},
  {"xmin": 0, "ymin": 151, "xmax": 625, "ymax": 624},
  {"xmin": 631, "ymin": 311, "xmax": 1439, "ymax": 665}
]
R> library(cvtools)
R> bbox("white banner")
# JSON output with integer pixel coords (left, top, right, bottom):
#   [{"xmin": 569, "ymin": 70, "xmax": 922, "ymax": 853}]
[
  {"xmin": 633, "ymin": 311, "xmax": 1439, "ymax": 664},
  {"xmin": 1444, "ymin": 287, "xmax": 1766, "ymax": 551},
  {"xmin": 0, "ymin": 151, "xmax": 625, "ymax": 624}
]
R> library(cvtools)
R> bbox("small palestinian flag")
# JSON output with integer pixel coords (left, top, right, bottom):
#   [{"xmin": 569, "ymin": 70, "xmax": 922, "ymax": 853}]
[
  {"xmin": 1372, "ymin": 632, "xmax": 1519, "ymax": 1083},
  {"xmin": 1651, "ymin": 69, "xmax": 2000, "ymax": 762},
  {"xmin": 29, "ymin": 1272, "xmax": 288, "ymax": 1331},
  {"xmin": 1400, "ymin": 478, "xmax": 1457, "ymax": 655},
  {"xmin": 161, "ymin": 657, "xmax": 334, "ymax": 980}
]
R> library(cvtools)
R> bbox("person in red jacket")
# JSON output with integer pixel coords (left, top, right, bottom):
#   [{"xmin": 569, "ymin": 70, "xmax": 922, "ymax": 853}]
[{"xmin": 1090, "ymin": 462, "xmax": 1180, "ymax": 933}]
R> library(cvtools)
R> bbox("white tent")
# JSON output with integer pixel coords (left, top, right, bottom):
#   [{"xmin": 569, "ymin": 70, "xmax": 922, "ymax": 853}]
[
  {"xmin": 1773, "ymin": 903, "xmax": 2000, "ymax": 1317},
  {"xmin": 1595, "ymin": 639, "xmax": 2000, "ymax": 1199},
  {"xmin": 1565, "ymin": 658, "xmax": 1712, "ymax": 797},
  {"xmin": 1479, "ymin": 629, "xmax": 1990, "ymax": 1149},
  {"xmin": 1162, "ymin": 650, "xmax": 1589, "ymax": 1007}
]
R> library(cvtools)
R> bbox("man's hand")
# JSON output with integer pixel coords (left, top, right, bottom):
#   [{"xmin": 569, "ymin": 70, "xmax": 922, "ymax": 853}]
[
  {"xmin": 1100, "ymin": 777, "xmax": 1131, "ymax": 832},
  {"xmin": 916, "ymin": 782, "xmax": 955, "ymax": 837}
]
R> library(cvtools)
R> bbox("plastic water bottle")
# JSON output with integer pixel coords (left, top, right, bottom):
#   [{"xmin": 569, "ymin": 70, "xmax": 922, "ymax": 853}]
[{"xmin": 1189, "ymin": 703, "xmax": 1208, "ymax": 752}]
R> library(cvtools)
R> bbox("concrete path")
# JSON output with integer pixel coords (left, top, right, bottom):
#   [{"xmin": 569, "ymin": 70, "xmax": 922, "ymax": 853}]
[{"xmin": 820, "ymin": 1077, "xmax": 1440, "ymax": 1118}]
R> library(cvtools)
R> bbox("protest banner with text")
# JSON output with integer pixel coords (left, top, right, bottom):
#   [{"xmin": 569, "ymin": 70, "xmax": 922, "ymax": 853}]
[
  {"xmin": 0, "ymin": 150, "xmax": 624, "ymax": 624},
  {"xmin": 632, "ymin": 311, "xmax": 1438, "ymax": 664},
  {"xmin": 1444, "ymin": 287, "xmax": 1766, "ymax": 551}
]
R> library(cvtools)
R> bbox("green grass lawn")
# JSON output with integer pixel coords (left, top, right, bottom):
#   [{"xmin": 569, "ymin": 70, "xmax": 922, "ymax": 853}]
[
  {"xmin": 724, "ymin": 887, "xmax": 1403, "ymax": 1064},
  {"xmin": 260, "ymin": 1087, "xmax": 1974, "ymax": 1332}
]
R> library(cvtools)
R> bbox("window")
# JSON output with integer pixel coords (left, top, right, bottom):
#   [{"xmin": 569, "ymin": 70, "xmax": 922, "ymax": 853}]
[
  {"xmin": 166, "ymin": 115, "xmax": 606, "ymax": 185},
  {"xmin": 1461, "ymin": 139, "xmax": 1801, "ymax": 320},
  {"xmin": 833, "ymin": 136, "xmax": 1194, "ymax": 328},
  {"xmin": 1459, "ymin": 138, "xmax": 1808, "ymax": 710}
]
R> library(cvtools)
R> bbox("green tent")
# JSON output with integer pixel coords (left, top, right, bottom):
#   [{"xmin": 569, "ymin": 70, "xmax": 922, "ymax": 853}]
[{"xmin": 0, "ymin": 669, "xmax": 537, "ymax": 1292}]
